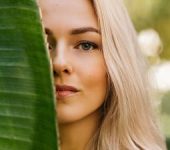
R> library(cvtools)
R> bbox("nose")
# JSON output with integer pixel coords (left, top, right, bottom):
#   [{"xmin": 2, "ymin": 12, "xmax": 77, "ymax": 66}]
[{"xmin": 52, "ymin": 46, "xmax": 73, "ymax": 77}]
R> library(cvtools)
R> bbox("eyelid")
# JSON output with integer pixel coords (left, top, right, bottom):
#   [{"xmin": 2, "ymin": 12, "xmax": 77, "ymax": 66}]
[{"xmin": 75, "ymin": 40, "xmax": 98, "ymax": 49}]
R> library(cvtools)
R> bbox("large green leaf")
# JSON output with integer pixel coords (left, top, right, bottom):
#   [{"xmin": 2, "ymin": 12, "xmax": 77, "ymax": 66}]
[{"xmin": 0, "ymin": 0, "xmax": 58, "ymax": 149}]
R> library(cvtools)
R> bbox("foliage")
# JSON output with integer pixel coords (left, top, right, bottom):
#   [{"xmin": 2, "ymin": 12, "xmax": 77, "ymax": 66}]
[
  {"xmin": 125, "ymin": 0, "xmax": 170, "ymax": 59},
  {"xmin": 0, "ymin": 0, "xmax": 58, "ymax": 149}
]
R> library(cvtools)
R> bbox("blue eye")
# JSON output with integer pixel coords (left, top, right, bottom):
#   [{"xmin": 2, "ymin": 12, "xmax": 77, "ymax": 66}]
[{"xmin": 75, "ymin": 41, "xmax": 98, "ymax": 51}]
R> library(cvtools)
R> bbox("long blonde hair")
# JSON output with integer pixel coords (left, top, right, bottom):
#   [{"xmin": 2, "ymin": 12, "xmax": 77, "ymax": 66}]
[{"xmin": 89, "ymin": 0, "xmax": 167, "ymax": 149}]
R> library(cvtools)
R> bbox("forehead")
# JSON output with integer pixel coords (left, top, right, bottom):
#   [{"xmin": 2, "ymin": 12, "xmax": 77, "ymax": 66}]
[
  {"xmin": 40, "ymin": 0, "xmax": 90, "ymax": 12},
  {"xmin": 39, "ymin": 0, "xmax": 96, "ymax": 18},
  {"xmin": 39, "ymin": 0, "xmax": 98, "ymax": 29}
]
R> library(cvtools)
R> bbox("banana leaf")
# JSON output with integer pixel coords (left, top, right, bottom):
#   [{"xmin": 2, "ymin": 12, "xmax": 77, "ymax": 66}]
[{"xmin": 0, "ymin": 0, "xmax": 59, "ymax": 149}]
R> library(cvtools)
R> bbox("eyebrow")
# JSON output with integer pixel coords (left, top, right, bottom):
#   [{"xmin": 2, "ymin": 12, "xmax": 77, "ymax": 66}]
[
  {"xmin": 45, "ymin": 27, "xmax": 101, "ymax": 36},
  {"xmin": 70, "ymin": 27, "xmax": 100, "ymax": 35}
]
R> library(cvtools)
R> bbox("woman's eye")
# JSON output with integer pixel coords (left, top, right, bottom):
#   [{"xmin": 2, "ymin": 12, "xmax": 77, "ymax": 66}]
[
  {"xmin": 45, "ymin": 33, "xmax": 56, "ymax": 51},
  {"xmin": 75, "ymin": 41, "xmax": 98, "ymax": 51},
  {"xmin": 48, "ymin": 44, "xmax": 53, "ymax": 50}
]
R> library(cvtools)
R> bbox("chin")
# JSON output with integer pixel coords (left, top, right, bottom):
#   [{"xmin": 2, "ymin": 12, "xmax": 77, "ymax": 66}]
[{"xmin": 57, "ymin": 110, "xmax": 84, "ymax": 125}]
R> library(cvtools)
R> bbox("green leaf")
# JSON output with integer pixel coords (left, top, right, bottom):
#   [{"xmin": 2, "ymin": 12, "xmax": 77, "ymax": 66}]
[{"xmin": 0, "ymin": 0, "xmax": 59, "ymax": 149}]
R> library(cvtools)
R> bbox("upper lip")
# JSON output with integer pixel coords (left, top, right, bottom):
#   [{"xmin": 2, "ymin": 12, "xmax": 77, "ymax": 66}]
[{"xmin": 56, "ymin": 84, "xmax": 79, "ymax": 92}]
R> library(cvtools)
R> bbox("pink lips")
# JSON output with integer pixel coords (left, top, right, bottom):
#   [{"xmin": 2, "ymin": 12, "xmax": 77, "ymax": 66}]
[{"xmin": 56, "ymin": 85, "xmax": 79, "ymax": 98}]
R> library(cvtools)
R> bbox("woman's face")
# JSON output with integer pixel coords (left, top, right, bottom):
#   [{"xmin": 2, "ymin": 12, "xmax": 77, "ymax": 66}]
[{"xmin": 39, "ymin": 0, "xmax": 107, "ymax": 124}]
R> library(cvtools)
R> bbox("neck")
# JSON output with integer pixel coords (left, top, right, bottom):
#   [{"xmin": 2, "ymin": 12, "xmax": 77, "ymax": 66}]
[{"xmin": 59, "ymin": 110, "xmax": 100, "ymax": 150}]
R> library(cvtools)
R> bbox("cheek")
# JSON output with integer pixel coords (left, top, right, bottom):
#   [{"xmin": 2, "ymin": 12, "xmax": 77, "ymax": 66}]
[
  {"xmin": 78, "ymin": 54, "xmax": 107, "ymax": 88},
  {"xmin": 77, "ymin": 54, "xmax": 107, "ymax": 100}
]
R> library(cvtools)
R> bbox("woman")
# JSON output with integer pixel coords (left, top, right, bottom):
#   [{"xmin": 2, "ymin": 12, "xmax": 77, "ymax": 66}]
[{"xmin": 38, "ymin": 0, "xmax": 167, "ymax": 149}]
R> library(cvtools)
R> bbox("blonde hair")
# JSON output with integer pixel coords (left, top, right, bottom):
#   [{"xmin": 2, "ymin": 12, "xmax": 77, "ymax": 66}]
[{"xmin": 89, "ymin": 0, "xmax": 167, "ymax": 149}]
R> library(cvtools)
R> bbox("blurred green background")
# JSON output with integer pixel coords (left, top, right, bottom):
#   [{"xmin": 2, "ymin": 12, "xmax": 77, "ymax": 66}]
[
  {"xmin": 125, "ymin": 0, "xmax": 170, "ymax": 59},
  {"xmin": 125, "ymin": 0, "xmax": 170, "ymax": 149}
]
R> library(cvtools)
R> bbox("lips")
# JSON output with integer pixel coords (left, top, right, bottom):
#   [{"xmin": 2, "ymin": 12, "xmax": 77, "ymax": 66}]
[
  {"xmin": 56, "ymin": 85, "xmax": 78, "ymax": 92},
  {"xmin": 56, "ymin": 85, "xmax": 79, "ymax": 98}
]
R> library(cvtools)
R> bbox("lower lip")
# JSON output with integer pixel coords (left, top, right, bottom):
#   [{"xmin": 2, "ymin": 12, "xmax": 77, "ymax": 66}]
[{"xmin": 56, "ymin": 90, "xmax": 78, "ymax": 98}]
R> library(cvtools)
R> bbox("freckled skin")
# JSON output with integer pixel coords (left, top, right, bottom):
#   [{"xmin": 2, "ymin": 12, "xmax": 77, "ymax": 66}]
[{"xmin": 39, "ymin": 0, "xmax": 107, "ymax": 124}]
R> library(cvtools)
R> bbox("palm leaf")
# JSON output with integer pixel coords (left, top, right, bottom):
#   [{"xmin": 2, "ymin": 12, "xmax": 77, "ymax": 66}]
[{"xmin": 0, "ymin": 0, "xmax": 58, "ymax": 149}]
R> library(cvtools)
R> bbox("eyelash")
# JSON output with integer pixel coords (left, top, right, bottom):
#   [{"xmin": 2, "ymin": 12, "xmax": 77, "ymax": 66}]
[
  {"xmin": 47, "ymin": 40, "xmax": 98, "ymax": 52},
  {"xmin": 75, "ymin": 40, "xmax": 98, "ymax": 51}
]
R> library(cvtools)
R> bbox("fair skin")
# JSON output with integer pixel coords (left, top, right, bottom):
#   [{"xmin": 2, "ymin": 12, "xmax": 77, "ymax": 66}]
[{"xmin": 39, "ymin": 0, "xmax": 107, "ymax": 149}]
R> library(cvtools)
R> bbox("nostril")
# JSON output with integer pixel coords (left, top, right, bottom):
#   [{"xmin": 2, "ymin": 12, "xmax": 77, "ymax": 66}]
[
  {"xmin": 53, "ymin": 62, "xmax": 73, "ymax": 76},
  {"xmin": 63, "ymin": 69, "xmax": 69, "ymax": 74},
  {"xmin": 53, "ymin": 69, "xmax": 70, "ymax": 77},
  {"xmin": 53, "ymin": 70, "xmax": 58, "ymax": 77}
]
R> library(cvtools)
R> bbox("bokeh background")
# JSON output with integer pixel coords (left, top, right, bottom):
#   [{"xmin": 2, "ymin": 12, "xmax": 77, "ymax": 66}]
[{"xmin": 125, "ymin": 0, "xmax": 170, "ymax": 149}]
